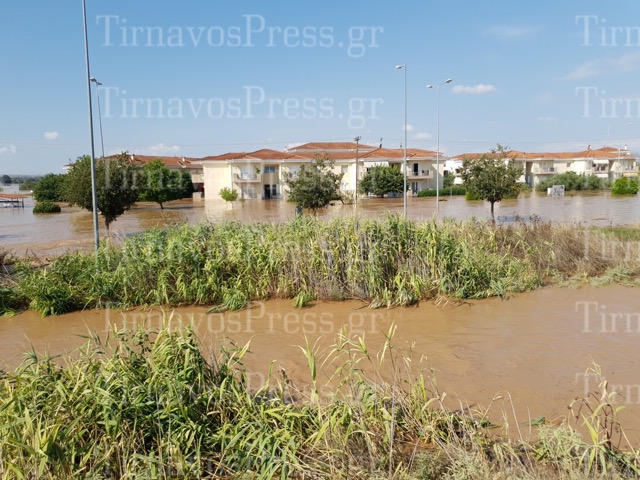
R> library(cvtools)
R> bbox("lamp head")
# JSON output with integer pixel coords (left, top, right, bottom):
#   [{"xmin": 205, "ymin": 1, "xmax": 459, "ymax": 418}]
[
  {"xmin": 445, "ymin": 78, "xmax": 453, "ymax": 84},
  {"xmin": 395, "ymin": 64, "xmax": 404, "ymax": 70},
  {"xmin": 426, "ymin": 85, "xmax": 433, "ymax": 89}
]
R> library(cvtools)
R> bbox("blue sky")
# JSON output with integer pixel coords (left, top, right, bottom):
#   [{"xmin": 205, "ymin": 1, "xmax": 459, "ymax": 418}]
[{"xmin": 1, "ymin": 0, "xmax": 640, "ymax": 174}]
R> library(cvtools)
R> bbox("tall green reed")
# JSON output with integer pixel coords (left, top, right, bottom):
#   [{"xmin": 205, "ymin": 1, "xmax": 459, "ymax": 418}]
[{"xmin": 16, "ymin": 216, "xmax": 551, "ymax": 316}]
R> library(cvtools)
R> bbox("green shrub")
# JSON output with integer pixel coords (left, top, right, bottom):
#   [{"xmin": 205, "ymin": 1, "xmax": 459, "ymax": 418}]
[
  {"xmin": 611, "ymin": 177, "xmax": 639, "ymax": 195},
  {"xmin": 219, "ymin": 187, "xmax": 239, "ymax": 202},
  {"xmin": 536, "ymin": 172, "xmax": 607, "ymax": 192},
  {"xmin": 417, "ymin": 186, "xmax": 466, "ymax": 197},
  {"xmin": 465, "ymin": 190, "xmax": 483, "ymax": 200},
  {"xmin": 33, "ymin": 201, "xmax": 61, "ymax": 214},
  {"xmin": 33, "ymin": 173, "xmax": 66, "ymax": 202}
]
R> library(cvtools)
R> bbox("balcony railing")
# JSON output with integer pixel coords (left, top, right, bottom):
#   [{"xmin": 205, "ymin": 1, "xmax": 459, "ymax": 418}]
[
  {"xmin": 407, "ymin": 170, "xmax": 434, "ymax": 179},
  {"xmin": 233, "ymin": 173, "xmax": 261, "ymax": 183},
  {"xmin": 533, "ymin": 167, "xmax": 556, "ymax": 174}
]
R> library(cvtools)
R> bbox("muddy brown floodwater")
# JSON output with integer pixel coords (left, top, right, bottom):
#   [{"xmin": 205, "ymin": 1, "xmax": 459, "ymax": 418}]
[
  {"xmin": 1, "ymin": 285, "xmax": 639, "ymax": 445},
  {"xmin": 2, "ymin": 190, "xmax": 640, "ymax": 256}
]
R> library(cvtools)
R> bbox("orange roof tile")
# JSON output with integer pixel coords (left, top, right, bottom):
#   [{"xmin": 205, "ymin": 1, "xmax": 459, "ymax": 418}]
[{"xmin": 453, "ymin": 146, "xmax": 636, "ymax": 161}]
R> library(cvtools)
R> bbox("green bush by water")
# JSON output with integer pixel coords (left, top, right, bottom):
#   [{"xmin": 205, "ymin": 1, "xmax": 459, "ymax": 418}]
[
  {"xmin": 1, "ymin": 326, "xmax": 638, "ymax": 479},
  {"xmin": 33, "ymin": 201, "xmax": 61, "ymax": 214},
  {"xmin": 417, "ymin": 186, "xmax": 466, "ymax": 197},
  {"xmin": 611, "ymin": 177, "xmax": 639, "ymax": 195},
  {"xmin": 17, "ymin": 216, "xmax": 547, "ymax": 315},
  {"xmin": 536, "ymin": 172, "xmax": 608, "ymax": 192}
]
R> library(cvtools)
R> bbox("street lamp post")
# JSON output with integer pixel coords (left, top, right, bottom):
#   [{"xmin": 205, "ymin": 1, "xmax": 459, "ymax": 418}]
[
  {"xmin": 82, "ymin": 0, "xmax": 100, "ymax": 250},
  {"xmin": 90, "ymin": 77, "xmax": 105, "ymax": 159},
  {"xmin": 426, "ymin": 79, "xmax": 452, "ymax": 215},
  {"xmin": 354, "ymin": 136, "xmax": 361, "ymax": 205},
  {"xmin": 395, "ymin": 64, "xmax": 407, "ymax": 218}
]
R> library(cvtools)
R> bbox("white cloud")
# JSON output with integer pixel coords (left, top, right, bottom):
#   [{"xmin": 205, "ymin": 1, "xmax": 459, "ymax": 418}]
[
  {"xmin": 566, "ymin": 62, "xmax": 600, "ymax": 80},
  {"xmin": 483, "ymin": 25, "xmax": 540, "ymax": 38},
  {"xmin": 566, "ymin": 52, "xmax": 640, "ymax": 79},
  {"xmin": 0, "ymin": 145, "xmax": 17, "ymax": 155},
  {"xmin": 403, "ymin": 124, "xmax": 414, "ymax": 132},
  {"xmin": 413, "ymin": 132, "xmax": 432, "ymax": 140},
  {"xmin": 452, "ymin": 84, "xmax": 497, "ymax": 95},
  {"xmin": 138, "ymin": 144, "xmax": 181, "ymax": 155},
  {"xmin": 44, "ymin": 131, "xmax": 59, "ymax": 140}
]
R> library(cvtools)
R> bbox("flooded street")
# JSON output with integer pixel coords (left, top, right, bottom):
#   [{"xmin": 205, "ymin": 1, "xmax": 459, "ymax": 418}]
[
  {"xmin": 1, "ymin": 190, "xmax": 640, "ymax": 256},
  {"xmin": 2, "ymin": 285, "xmax": 639, "ymax": 444}
]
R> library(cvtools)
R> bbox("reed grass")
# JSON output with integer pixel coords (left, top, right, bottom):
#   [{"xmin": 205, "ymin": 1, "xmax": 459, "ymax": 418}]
[
  {"xmin": 1, "ymin": 324, "xmax": 638, "ymax": 479},
  {"xmin": 8, "ymin": 215, "xmax": 640, "ymax": 316}
]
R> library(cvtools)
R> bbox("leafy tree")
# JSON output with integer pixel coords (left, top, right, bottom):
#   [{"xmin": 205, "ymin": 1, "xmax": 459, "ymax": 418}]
[
  {"xmin": 284, "ymin": 154, "xmax": 343, "ymax": 213},
  {"xmin": 358, "ymin": 166, "xmax": 404, "ymax": 197},
  {"xmin": 443, "ymin": 174, "xmax": 455, "ymax": 189},
  {"xmin": 64, "ymin": 153, "xmax": 141, "ymax": 233},
  {"xmin": 2, "ymin": 175, "xmax": 11, "ymax": 185},
  {"xmin": 611, "ymin": 177, "xmax": 639, "ymax": 195},
  {"xmin": 219, "ymin": 187, "xmax": 239, "ymax": 202},
  {"xmin": 140, "ymin": 160, "xmax": 193, "ymax": 209},
  {"xmin": 33, "ymin": 173, "xmax": 67, "ymax": 202},
  {"xmin": 460, "ymin": 145, "xmax": 522, "ymax": 222}
]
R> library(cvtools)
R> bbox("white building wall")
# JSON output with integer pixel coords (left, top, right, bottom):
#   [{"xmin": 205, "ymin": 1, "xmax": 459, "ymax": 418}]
[{"xmin": 202, "ymin": 162, "xmax": 232, "ymax": 200}]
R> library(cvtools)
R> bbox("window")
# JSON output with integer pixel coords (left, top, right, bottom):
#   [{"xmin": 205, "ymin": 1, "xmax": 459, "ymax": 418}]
[
  {"xmin": 341, "ymin": 165, "xmax": 348, "ymax": 174},
  {"xmin": 264, "ymin": 165, "xmax": 276, "ymax": 174}
]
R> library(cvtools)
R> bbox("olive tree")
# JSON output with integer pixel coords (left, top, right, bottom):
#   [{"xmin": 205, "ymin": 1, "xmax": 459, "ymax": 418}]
[
  {"xmin": 460, "ymin": 145, "xmax": 522, "ymax": 222},
  {"xmin": 284, "ymin": 154, "xmax": 343, "ymax": 214},
  {"xmin": 358, "ymin": 166, "xmax": 404, "ymax": 197},
  {"xmin": 64, "ymin": 153, "xmax": 141, "ymax": 233},
  {"xmin": 140, "ymin": 159, "xmax": 193, "ymax": 209}
]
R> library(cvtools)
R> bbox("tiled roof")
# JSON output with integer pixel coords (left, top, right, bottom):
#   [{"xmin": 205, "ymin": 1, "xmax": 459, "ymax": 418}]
[
  {"xmin": 104, "ymin": 154, "xmax": 202, "ymax": 169},
  {"xmin": 201, "ymin": 149, "xmax": 309, "ymax": 162},
  {"xmin": 201, "ymin": 146, "xmax": 443, "ymax": 162},
  {"xmin": 453, "ymin": 147, "xmax": 636, "ymax": 161}
]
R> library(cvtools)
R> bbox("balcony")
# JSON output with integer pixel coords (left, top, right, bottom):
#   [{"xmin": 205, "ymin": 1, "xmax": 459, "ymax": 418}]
[
  {"xmin": 613, "ymin": 166, "xmax": 638, "ymax": 173},
  {"xmin": 407, "ymin": 170, "xmax": 434, "ymax": 180},
  {"xmin": 533, "ymin": 167, "xmax": 556, "ymax": 174},
  {"xmin": 233, "ymin": 173, "xmax": 261, "ymax": 184}
]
